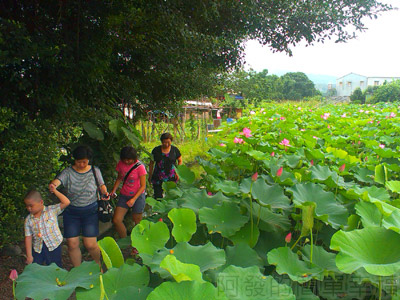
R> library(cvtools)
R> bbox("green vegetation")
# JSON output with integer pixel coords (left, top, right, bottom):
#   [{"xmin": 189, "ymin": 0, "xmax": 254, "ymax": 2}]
[
  {"xmin": 15, "ymin": 102, "xmax": 400, "ymax": 299},
  {"xmin": 216, "ymin": 70, "xmax": 320, "ymax": 106}
]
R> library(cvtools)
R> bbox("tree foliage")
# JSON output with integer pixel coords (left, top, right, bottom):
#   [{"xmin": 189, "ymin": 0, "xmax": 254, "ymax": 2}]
[
  {"xmin": 350, "ymin": 87, "xmax": 366, "ymax": 104},
  {"xmin": 371, "ymin": 80, "xmax": 400, "ymax": 103},
  {"xmin": 0, "ymin": 0, "xmax": 392, "ymax": 117},
  {"xmin": 217, "ymin": 69, "xmax": 318, "ymax": 104}
]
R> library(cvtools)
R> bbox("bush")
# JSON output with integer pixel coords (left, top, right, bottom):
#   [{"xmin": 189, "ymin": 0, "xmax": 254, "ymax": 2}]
[
  {"xmin": 0, "ymin": 110, "xmax": 64, "ymax": 248},
  {"xmin": 372, "ymin": 80, "xmax": 400, "ymax": 103},
  {"xmin": 350, "ymin": 88, "xmax": 365, "ymax": 103}
]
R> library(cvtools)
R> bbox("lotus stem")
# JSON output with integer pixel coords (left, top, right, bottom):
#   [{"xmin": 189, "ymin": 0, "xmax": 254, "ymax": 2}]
[
  {"xmin": 256, "ymin": 205, "xmax": 261, "ymax": 226},
  {"xmin": 290, "ymin": 235, "xmax": 302, "ymax": 250},
  {"xmin": 310, "ymin": 231, "xmax": 313, "ymax": 265},
  {"xmin": 249, "ymin": 183, "xmax": 254, "ymax": 242},
  {"xmin": 12, "ymin": 281, "xmax": 16, "ymax": 300},
  {"xmin": 379, "ymin": 276, "xmax": 382, "ymax": 300}
]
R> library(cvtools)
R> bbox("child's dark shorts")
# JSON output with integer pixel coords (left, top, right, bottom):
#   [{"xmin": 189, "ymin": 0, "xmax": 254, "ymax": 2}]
[
  {"xmin": 63, "ymin": 202, "xmax": 99, "ymax": 238},
  {"xmin": 33, "ymin": 242, "xmax": 62, "ymax": 268},
  {"xmin": 116, "ymin": 193, "xmax": 146, "ymax": 213}
]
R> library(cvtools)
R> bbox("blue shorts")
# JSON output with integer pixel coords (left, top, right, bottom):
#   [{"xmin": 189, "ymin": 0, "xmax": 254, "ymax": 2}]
[
  {"xmin": 63, "ymin": 202, "xmax": 99, "ymax": 238},
  {"xmin": 116, "ymin": 193, "xmax": 146, "ymax": 213},
  {"xmin": 33, "ymin": 242, "xmax": 62, "ymax": 268}
]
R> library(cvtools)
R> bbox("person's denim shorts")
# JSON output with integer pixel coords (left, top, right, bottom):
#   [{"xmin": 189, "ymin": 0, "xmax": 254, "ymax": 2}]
[
  {"xmin": 116, "ymin": 193, "xmax": 146, "ymax": 213},
  {"xmin": 63, "ymin": 202, "xmax": 99, "ymax": 238}
]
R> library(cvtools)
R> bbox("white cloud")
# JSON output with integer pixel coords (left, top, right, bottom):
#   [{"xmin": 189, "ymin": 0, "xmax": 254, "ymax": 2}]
[{"xmin": 244, "ymin": 0, "xmax": 400, "ymax": 78}]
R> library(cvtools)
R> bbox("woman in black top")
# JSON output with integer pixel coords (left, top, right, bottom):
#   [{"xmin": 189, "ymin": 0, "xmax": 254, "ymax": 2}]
[{"xmin": 148, "ymin": 133, "xmax": 182, "ymax": 199}]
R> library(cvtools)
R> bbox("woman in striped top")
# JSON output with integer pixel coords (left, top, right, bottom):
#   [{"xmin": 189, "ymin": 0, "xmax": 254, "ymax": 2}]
[{"xmin": 49, "ymin": 145, "xmax": 109, "ymax": 267}]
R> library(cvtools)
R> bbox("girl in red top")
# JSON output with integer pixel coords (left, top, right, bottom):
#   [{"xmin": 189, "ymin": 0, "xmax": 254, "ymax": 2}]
[{"xmin": 110, "ymin": 146, "xmax": 147, "ymax": 238}]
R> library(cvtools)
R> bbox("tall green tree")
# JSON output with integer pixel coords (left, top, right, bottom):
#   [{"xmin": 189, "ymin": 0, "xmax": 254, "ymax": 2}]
[{"xmin": 281, "ymin": 72, "xmax": 319, "ymax": 100}]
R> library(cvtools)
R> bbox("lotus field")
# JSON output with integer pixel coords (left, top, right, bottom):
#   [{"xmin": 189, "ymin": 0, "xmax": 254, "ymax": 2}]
[{"xmin": 16, "ymin": 102, "xmax": 400, "ymax": 300}]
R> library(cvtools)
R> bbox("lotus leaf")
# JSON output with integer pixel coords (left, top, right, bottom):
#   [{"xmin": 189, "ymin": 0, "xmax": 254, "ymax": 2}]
[
  {"xmin": 168, "ymin": 208, "xmax": 197, "ymax": 242},
  {"xmin": 251, "ymin": 179, "xmax": 291, "ymax": 210},
  {"xmin": 213, "ymin": 179, "xmax": 240, "ymax": 195},
  {"xmin": 98, "ymin": 236, "xmax": 124, "ymax": 269},
  {"xmin": 181, "ymin": 190, "xmax": 227, "ymax": 213},
  {"xmin": 76, "ymin": 264, "xmax": 151, "ymax": 300},
  {"xmin": 287, "ymin": 183, "xmax": 348, "ymax": 229},
  {"xmin": 355, "ymin": 201, "xmax": 382, "ymax": 227},
  {"xmin": 267, "ymin": 247, "xmax": 323, "ymax": 283},
  {"xmin": 354, "ymin": 167, "xmax": 375, "ymax": 184},
  {"xmin": 246, "ymin": 149, "xmax": 269, "ymax": 160},
  {"xmin": 172, "ymin": 242, "xmax": 226, "ymax": 272},
  {"xmin": 199, "ymin": 201, "xmax": 248, "ymax": 237},
  {"xmin": 146, "ymin": 281, "xmax": 224, "ymax": 300},
  {"xmin": 301, "ymin": 245, "xmax": 339, "ymax": 275},
  {"xmin": 250, "ymin": 202, "xmax": 291, "ymax": 232},
  {"xmin": 330, "ymin": 227, "xmax": 400, "ymax": 276},
  {"xmin": 176, "ymin": 165, "xmax": 195, "ymax": 185},
  {"xmin": 218, "ymin": 265, "xmax": 296, "ymax": 299},
  {"xmin": 160, "ymin": 254, "xmax": 204, "ymax": 283},
  {"xmin": 375, "ymin": 164, "xmax": 387, "ymax": 185},
  {"xmin": 382, "ymin": 210, "xmax": 400, "ymax": 233},
  {"xmin": 16, "ymin": 261, "xmax": 100, "ymax": 300},
  {"xmin": 225, "ymin": 243, "xmax": 264, "ymax": 270},
  {"xmin": 228, "ymin": 221, "xmax": 260, "ymax": 248},
  {"xmin": 131, "ymin": 220, "xmax": 170, "ymax": 255},
  {"xmin": 386, "ymin": 181, "xmax": 400, "ymax": 193},
  {"xmin": 197, "ymin": 156, "xmax": 223, "ymax": 176}
]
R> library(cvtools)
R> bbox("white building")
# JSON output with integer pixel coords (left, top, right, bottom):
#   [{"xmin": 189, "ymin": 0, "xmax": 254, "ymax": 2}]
[{"xmin": 336, "ymin": 73, "xmax": 400, "ymax": 97}]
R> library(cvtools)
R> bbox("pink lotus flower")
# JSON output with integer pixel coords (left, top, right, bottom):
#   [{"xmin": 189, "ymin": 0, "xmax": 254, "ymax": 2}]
[
  {"xmin": 365, "ymin": 156, "xmax": 368, "ymax": 161},
  {"xmin": 390, "ymin": 112, "xmax": 396, "ymax": 118},
  {"xmin": 327, "ymin": 125, "xmax": 330, "ymax": 129},
  {"xmin": 250, "ymin": 111, "xmax": 256, "ymax": 115},
  {"xmin": 310, "ymin": 160, "xmax": 314, "ymax": 166},
  {"xmin": 280, "ymin": 116, "xmax": 286, "ymax": 120},
  {"xmin": 207, "ymin": 191, "xmax": 213, "ymax": 196},
  {"xmin": 285, "ymin": 232, "xmax": 292, "ymax": 243},
  {"xmin": 300, "ymin": 128, "xmax": 305, "ymax": 132},
  {"xmin": 251, "ymin": 172, "xmax": 258, "ymax": 181},
  {"xmin": 233, "ymin": 137, "xmax": 244, "ymax": 144},
  {"xmin": 219, "ymin": 143, "xmax": 226, "ymax": 147},
  {"xmin": 297, "ymin": 107, "xmax": 302, "ymax": 111},
  {"xmin": 368, "ymin": 120, "xmax": 373, "ymax": 124},
  {"xmin": 359, "ymin": 109, "xmax": 364, "ymax": 113},
  {"xmin": 241, "ymin": 127, "xmax": 252, "ymax": 138},
  {"xmin": 276, "ymin": 167, "xmax": 283, "ymax": 177},
  {"xmin": 270, "ymin": 152, "xmax": 275, "ymax": 157},
  {"xmin": 279, "ymin": 139, "xmax": 290, "ymax": 147},
  {"xmin": 341, "ymin": 113, "xmax": 347, "ymax": 118},
  {"xmin": 9, "ymin": 269, "xmax": 18, "ymax": 281},
  {"xmin": 158, "ymin": 218, "xmax": 163, "ymax": 222},
  {"xmin": 339, "ymin": 164, "xmax": 345, "ymax": 172},
  {"xmin": 313, "ymin": 136, "xmax": 318, "ymax": 140},
  {"xmin": 321, "ymin": 113, "xmax": 330, "ymax": 120},
  {"xmin": 379, "ymin": 144, "xmax": 385, "ymax": 149}
]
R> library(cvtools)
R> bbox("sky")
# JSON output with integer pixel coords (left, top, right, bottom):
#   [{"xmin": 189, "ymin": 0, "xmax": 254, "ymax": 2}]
[{"xmin": 244, "ymin": 0, "xmax": 400, "ymax": 78}]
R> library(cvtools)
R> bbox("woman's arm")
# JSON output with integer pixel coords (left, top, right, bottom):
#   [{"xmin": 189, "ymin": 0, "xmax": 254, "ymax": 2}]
[
  {"xmin": 110, "ymin": 172, "xmax": 124, "ymax": 195},
  {"xmin": 127, "ymin": 175, "xmax": 146, "ymax": 207},
  {"xmin": 49, "ymin": 178, "xmax": 62, "ymax": 190},
  {"xmin": 50, "ymin": 186, "xmax": 71, "ymax": 210},
  {"xmin": 177, "ymin": 156, "xmax": 182, "ymax": 165}
]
